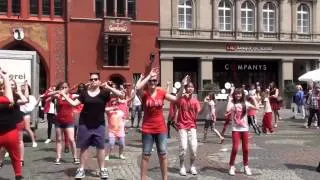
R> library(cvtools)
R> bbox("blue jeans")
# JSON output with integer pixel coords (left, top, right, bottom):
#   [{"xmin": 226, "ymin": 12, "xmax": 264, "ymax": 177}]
[{"xmin": 142, "ymin": 133, "xmax": 167, "ymax": 156}]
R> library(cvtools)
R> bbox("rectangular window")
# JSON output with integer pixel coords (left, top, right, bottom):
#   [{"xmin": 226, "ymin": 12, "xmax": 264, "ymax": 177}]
[
  {"xmin": 105, "ymin": 36, "xmax": 128, "ymax": 66},
  {"xmin": 128, "ymin": 0, "xmax": 136, "ymax": 19},
  {"xmin": 106, "ymin": 0, "xmax": 114, "ymax": 16},
  {"xmin": 12, "ymin": 0, "xmax": 20, "ymax": 15},
  {"xmin": 95, "ymin": 0, "xmax": 103, "ymax": 18},
  {"xmin": 117, "ymin": 0, "xmax": 125, "ymax": 17},
  {"xmin": 30, "ymin": 0, "xmax": 38, "ymax": 15},
  {"xmin": 43, "ymin": 0, "xmax": 50, "ymax": 16},
  {"xmin": 54, "ymin": 0, "xmax": 63, "ymax": 16},
  {"xmin": 0, "ymin": 0, "xmax": 7, "ymax": 13}
]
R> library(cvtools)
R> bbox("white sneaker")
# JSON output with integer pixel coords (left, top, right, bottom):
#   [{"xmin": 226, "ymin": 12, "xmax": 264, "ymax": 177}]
[
  {"xmin": 229, "ymin": 166, "xmax": 236, "ymax": 176},
  {"xmin": 119, "ymin": 154, "xmax": 126, "ymax": 160},
  {"xmin": 32, "ymin": 142, "xmax": 38, "ymax": 148},
  {"xmin": 104, "ymin": 155, "xmax": 109, "ymax": 161},
  {"xmin": 244, "ymin": 166, "xmax": 252, "ymax": 176},
  {"xmin": 190, "ymin": 166, "xmax": 197, "ymax": 175},
  {"xmin": 44, "ymin": 139, "xmax": 52, "ymax": 144},
  {"xmin": 179, "ymin": 167, "xmax": 187, "ymax": 176},
  {"xmin": 4, "ymin": 152, "xmax": 9, "ymax": 158}
]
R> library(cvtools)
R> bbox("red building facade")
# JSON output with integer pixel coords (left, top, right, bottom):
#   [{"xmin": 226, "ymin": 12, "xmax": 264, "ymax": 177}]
[{"xmin": 0, "ymin": 0, "xmax": 159, "ymax": 89}]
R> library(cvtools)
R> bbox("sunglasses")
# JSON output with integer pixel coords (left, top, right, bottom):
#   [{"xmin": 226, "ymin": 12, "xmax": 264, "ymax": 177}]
[
  {"xmin": 148, "ymin": 79, "xmax": 158, "ymax": 83},
  {"xmin": 90, "ymin": 78, "xmax": 99, "ymax": 82},
  {"xmin": 61, "ymin": 86, "xmax": 68, "ymax": 89}
]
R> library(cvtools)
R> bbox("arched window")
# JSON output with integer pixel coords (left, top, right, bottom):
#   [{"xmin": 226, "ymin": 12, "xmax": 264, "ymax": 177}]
[
  {"xmin": 218, "ymin": 0, "xmax": 232, "ymax": 31},
  {"xmin": 263, "ymin": 2, "xmax": 276, "ymax": 32},
  {"xmin": 241, "ymin": 1, "xmax": 254, "ymax": 32},
  {"xmin": 178, "ymin": 0, "xmax": 193, "ymax": 29},
  {"xmin": 297, "ymin": 4, "xmax": 310, "ymax": 33}
]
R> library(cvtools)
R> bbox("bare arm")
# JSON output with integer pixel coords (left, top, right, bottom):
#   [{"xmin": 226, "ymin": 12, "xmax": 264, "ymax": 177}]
[
  {"xmin": 60, "ymin": 91, "xmax": 81, "ymax": 106},
  {"xmin": 165, "ymin": 75, "xmax": 190, "ymax": 102},
  {"xmin": 0, "ymin": 69, "xmax": 14, "ymax": 103},
  {"xmin": 103, "ymin": 83, "xmax": 125, "ymax": 98}
]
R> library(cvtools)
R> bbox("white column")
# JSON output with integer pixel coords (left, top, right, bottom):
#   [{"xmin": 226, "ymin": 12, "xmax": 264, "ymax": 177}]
[
  {"xmin": 200, "ymin": 58, "xmax": 213, "ymax": 89},
  {"xmin": 212, "ymin": 0, "xmax": 219, "ymax": 37},
  {"xmin": 280, "ymin": 58, "xmax": 294, "ymax": 90},
  {"xmin": 161, "ymin": 58, "xmax": 173, "ymax": 108}
]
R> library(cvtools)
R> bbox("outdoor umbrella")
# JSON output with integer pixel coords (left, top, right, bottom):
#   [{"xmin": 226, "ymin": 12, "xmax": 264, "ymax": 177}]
[{"xmin": 298, "ymin": 68, "xmax": 320, "ymax": 82}]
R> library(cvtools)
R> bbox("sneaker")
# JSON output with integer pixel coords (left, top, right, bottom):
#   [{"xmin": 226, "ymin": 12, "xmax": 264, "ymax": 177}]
[
  {"xmin": 64, "ymin": 147, "xmax": 70, "ymax": 153},
  {"xmin": 44, "ymin": 139, "xmax": 52, "ymax": 144},
  {"xmin": 190, "ymin": 166, "xmax": 197, "ymax": 175},
  {"xmin": 4, "ymin": 152, "xmax": 9, "ymax": 157},
  {"xmin": 229, "ymin": 166, "xmax": 236, "ymax": 176},
  {"xmin": 73, "ymin": 158, "xmax": 80, "ymax": 165},
  {"xmin": 104, "ymin": 155, "xmax": 109, "ymax": 161},
  {"xmin": 317, "ymin": 162, "xmax": 320, "ymax": 172},
  {"xmin": 74, "ymin": 168, "xmax": 86, "ymax": 179},
  {"xmin": 179, "ymin": 167, "xmax": 187, "ymax": 176},
  {"xmin": 32, "ymin": 142, "xmax": 38, "ymax": 148},
  {"xmin": 244, "ymin": 166, "xmax": 252, "ymax": 176},
  {"xmin": 119, "ymin": 154, "xmax": 126, "ymax": 160},
  {"xmin": 99, "ymin": 168, "xmax": 109, "ymax": 179},
  {"xmin": 0, "ymin": 162, "xmax": 3, "ymax": 168},
  {"xmin": 55, "ymin": 159, "xmax": 61, "ymax": 165},
  {"xmin": 15, "ymin": 175, "xmax": 23, "ymax": 180},
  {"xmin": 273, "ymin": 123, "xmax": 278, "ymax": 128}
]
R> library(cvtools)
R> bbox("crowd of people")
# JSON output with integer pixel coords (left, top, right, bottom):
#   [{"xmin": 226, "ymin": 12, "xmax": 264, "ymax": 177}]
[{"xmin": 1, "ymin": 65, "xmax": 320, "ymax": 180}]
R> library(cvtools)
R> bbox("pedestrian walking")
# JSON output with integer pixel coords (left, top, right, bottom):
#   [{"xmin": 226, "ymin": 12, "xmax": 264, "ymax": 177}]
[
  {"xmin": 269, "ymin": 82, "xmax": 281, "ymax": 128},
  {"xmin": 262, "ymin": 90, "xmax": 274, "ymax": 134}
]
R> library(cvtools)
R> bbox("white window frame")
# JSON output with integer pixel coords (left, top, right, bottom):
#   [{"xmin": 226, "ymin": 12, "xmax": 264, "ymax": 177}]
[
  {"xmin": 218, "ymin": 0, "xmax": 232, "ymax": 31},
  {"xmin": 263, "ymin": 2, "xmax": 276, "ymax": 33},
  {"xmin": 297, "ymin": 4, "xmax": 310, "ymax": 34},
  {"xmin": 178, "ymin": 0, "xmax": 193, "ymax": 29},
  {"xmin": 241, "ymin": 1, "xmax": 254, "ymax": 32}
]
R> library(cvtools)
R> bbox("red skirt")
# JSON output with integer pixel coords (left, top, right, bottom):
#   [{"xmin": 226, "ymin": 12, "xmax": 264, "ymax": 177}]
[
  {"xmin": 269, "ymin": 97, "xmax": 281, "ymax": 111},
  {"xmin": 16, "ymin": 120, "xmax": 25, "ymax": 130}
]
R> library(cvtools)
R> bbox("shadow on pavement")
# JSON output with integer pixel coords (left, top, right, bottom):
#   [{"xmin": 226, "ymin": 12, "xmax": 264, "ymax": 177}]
[
  {"xmin": 284, "ymin": 163, "xmax": 316, "ymax": 172},
  {"xmin": 64, "ymin": 167, "xmax": 100, "ymax": 178},
  {"xmin": 32, "ymin": 156, "xmax": 57, "ymax": 163},
  {"xmin": 200, "ymin": 166, "xmax": 228, "ymax": 174},
  {"xmin": 0, "ymin": 178, "xmax": 10, "ymax": 180},
  {"xmin": 38, "ymin": 147, "xmax": 56, "ymax": 153}
]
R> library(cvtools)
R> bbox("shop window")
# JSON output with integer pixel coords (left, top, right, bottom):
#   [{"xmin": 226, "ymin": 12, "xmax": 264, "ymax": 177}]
[
  {"xmin": 54, "ymin": 0, "xmax": 63, "ymax": 16},
  {"xmin": 12, "ymin": 0, "xmax": 20, "ymax": 15},
  {"xmin": 95, "ymin": 0, "xmax": 103, "ymax": 18},
  {"xmin": 30, "ymin": 0, "xmax": 38, "ymax": 15},
  {"xmin": 297, "ymin": 4, "xmax": 310, "ymax": 34},
  {"xmin": 105, "ymin": 36, "xmax": 128, "ymax": 66},
  {"xmin": 178, "ymin": 0, "xmax": 193, "ymax": 29},
  {"xmin": 117, "ymin": 0, "xmax": 125, "ymax": 17},
  {"xmin": 107, "ymin": 0, "xmax": 114, "ymax": 16},
  {"xmin": 0, "ymin": 0, "xmax": 7, "ymax": 14},
  {"xmin": 43, "ymin": 0, "xmax": 50, "ymax": 16},
  {"xmin": 128, "ymin": 0, "xmax": 136, "ymax": 19},
  {"xmin": 218, "ymin": 0, "xmax": 232, "ymax": 31}
]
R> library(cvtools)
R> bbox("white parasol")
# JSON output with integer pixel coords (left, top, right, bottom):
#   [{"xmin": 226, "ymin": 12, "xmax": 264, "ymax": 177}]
[{"xmin": 298, "ymin": 69, "xmax": 320, "ymax": 82}]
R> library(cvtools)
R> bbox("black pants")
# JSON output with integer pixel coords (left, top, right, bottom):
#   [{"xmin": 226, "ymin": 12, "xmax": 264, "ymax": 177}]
[
  {"xmin": 247, "ymin": 115, "xmax": 261, "ymax": 135},
  {"xmin": 167, "ymin": 119, "xmax": 177, "ymax": 138},
  {"xmin": 47, "ymin": 113, "xmax": 55, "ymax": 139},
  {"xmin": 308, "ymin": 109, "xmax": 320, "ymax": 127}
]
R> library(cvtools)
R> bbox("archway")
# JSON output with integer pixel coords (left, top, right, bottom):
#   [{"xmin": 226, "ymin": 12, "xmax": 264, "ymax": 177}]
[{"xmin": 4, "ymin": 42, "xmax": 48, "ymax": 93}]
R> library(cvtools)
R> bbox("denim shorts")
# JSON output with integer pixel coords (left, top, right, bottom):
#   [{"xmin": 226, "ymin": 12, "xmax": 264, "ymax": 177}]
[
  {"xmin": 142, "ymin": 133, "xmax": 167, "ymax": 156},
  {"xmin": 55, "ymin": 121, "xmax": 74, "ymax": 129},
  {"xmin": 76, "ymin": 124, "xmax": 105, "ymax": 149}
]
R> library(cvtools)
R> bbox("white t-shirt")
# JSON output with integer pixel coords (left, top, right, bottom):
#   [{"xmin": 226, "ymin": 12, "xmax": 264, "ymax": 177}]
[
  {"xmin": 264, "ymin": 97, "xmax": 272, "ymax": 113},
  {"xmin": 20, "ymin": 95, "xmax": 37, "ymax": 113},
  {"xmin": 48, "ymin": 101, "xmax": 56, "ymax": 114},
  {"xmin": 131, "ymin": 89, "xmax": 141, "ymax": 106},
  {"xmin": 230, "ymin": 101, "xmax": 251, "ymax": 132}
]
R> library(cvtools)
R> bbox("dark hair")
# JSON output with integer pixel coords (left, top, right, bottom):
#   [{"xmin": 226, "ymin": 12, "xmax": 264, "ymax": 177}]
[
  {"xmin": 27, "ymin": 84, "xmax": 31, "ymax": 95},
  {"xmin": 90, "ymin": 72, "xmax": 100, "ymax": 79},
  {"xmin": 232, "ymin": 88, "xmax": 247, "ymax": 119},
  {"xmin": 77, "ymin": 83, "xmax": 86, "ymax": 94},
  {"xmin": 56, "ymin": 82, "xmax": 69, "ymax": 90},
  {"xmin": 269, "ymin": 81, "xmax": 276, "ymax": 89},
  {"xmin": 208, "ymin": 92, "xmax": 215, "ymax": 101}
]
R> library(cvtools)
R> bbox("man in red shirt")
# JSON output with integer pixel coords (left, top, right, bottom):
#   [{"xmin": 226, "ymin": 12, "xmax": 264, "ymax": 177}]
[{"xmin": 175, "ymin": 82, "xmax": 200, "ymax": 176}]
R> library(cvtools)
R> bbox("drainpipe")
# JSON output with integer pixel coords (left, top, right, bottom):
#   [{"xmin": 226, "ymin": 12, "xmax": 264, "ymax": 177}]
[{"xmin": 64, "ymin": 0, "xmax": 69, "ymax": 81}]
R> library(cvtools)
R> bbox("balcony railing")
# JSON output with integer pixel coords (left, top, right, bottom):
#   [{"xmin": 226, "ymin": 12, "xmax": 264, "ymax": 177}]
[{"xmin": 160, "ymin": 28, "xmax": 320, "ymax": 42}]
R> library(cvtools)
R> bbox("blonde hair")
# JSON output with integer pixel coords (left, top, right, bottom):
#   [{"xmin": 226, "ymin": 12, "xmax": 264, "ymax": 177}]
[{"xmin": 296, "ymin": 85, "xmax": 303, "ymax": 91}]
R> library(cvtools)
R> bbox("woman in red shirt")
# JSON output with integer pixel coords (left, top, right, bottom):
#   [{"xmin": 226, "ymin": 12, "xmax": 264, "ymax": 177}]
[
  {"xmin": 136, "ymin": 68, "xmax": 188, "ymax": 180},
  {"xmin": 47, "ymin": 82, "xmax": 79, "ymax": 165},
  {"xmin": 0, "ymin": 68, "xmax": 24, "ymax": 180}
]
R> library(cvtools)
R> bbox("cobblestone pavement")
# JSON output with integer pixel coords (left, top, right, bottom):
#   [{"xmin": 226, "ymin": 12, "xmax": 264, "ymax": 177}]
[{"xmin": 1, "ymin": 109, "xmax": 320, "ymax": 180}]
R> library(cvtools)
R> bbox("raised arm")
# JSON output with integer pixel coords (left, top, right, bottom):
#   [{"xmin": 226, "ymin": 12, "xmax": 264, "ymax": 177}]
[
  {"xmin": 60, "ymin": 91, "xmax": 81, "ymax": 106},
  {"xmin": 102, "ymin": 83, "xmax": 125, "ymax": 98},
  {"xmin": 165, "ymin": 75, "xmax": 190, "ymax": 102},
  {"xmin": 15, "ymin": 84, "xmax": 29, "ymax": 105},
  {"xmin": 136, "ymin": 68, "xmax": 158, "ymax": 91},
  {"xmin": 23, "ymin": 80, "xmax": 29, "ymax": 99},
  {"xmin": 0, "ymin": 68, "xmax": 14, "ymax": 103}
]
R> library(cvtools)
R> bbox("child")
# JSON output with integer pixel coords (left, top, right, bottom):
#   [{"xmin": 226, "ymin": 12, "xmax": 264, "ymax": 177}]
[
  {"xmin": 105, "ymin": 98, "xmax": 126, "ymax": 160},
  {"xmin": 247, "ymin": 93, "xmax": 261, "ymax": 135},
  {"xmin": 226, "ymin": 88, "xmax": 258, "ymax": 176},
  {"xmin": 262, "ymin": 90, "xmax": 274, "ymax": 134},
  {"xmin": 202, "ymin": 93, "xmax": 224, "ymax": 143},
  {"xmin": 175, "ymin": 82, "xmax": 200, "ymax": 176}
]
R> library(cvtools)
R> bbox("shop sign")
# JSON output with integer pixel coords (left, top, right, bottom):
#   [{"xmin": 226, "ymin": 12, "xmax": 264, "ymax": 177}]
[
  {"xmin": 109, "ymin": 20, "xmax": 128, "ymax": 32},
  {"xmin": 226, "ymin": 43, "xmax": 272, "ymax": 52},
  {"xmin": 224, "ymin": 63, "xmax": 267, "ymax": 71}
]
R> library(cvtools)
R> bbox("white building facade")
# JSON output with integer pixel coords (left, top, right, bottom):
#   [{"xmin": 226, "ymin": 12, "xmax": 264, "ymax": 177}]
[{"xmin": 159, "ymin": 0, "xmax": 320, "ymax": 91}]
